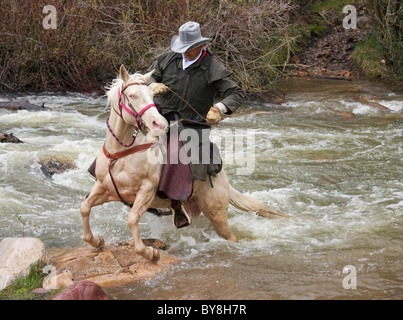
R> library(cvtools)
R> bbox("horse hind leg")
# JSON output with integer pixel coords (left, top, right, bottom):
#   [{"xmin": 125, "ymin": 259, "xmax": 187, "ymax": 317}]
[
  {"xmin": 195, "ymin": 172, "xmax": 238, "ymax": 243},
  {"xmin": 206, "ymin": 209, "xmax": 238, "ymax": 243},
  {"xmin": 80, "ymin": 183, "xmax": 109, "ymax": 248},
  {"xmin": 199, "ymin": 197, "xmax": 237, "ymax": 242}
]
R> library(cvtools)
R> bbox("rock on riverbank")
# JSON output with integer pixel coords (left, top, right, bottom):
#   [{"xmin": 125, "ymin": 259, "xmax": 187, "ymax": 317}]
[
  {"xmin": 0, "ymin": 237, "xmax": 177, "ymax": 295},
  {"xmin": 45, "ymin": 239, "xmax": 177, "ymax": 289},
  {"xmin": 0, "ymin": 237, "xmax": 47, "ymax": 291}
]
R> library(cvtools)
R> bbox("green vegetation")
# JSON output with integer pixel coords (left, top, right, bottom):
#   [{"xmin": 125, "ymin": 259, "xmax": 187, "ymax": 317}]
[
  {"xmin": 307, "ymin": 22, "xmax": 327, "ymax": 36},
  {"xmin": 312, "ymin": 0, "xmax": 356, "ymax": 16},
  {"xmin": 352, "ymin": 34, "xmax": 389, "ymax": 80},
  {"xmin": 358, "ymin": 0, "xmax": 402, "ymax": 84},
  {"xmin": 0, "ymin": 262, "xmax": 59, "ymax": 300},
  {"xmin": 304, "ymin": 0, "xmax": 359, "ymax": 36}
]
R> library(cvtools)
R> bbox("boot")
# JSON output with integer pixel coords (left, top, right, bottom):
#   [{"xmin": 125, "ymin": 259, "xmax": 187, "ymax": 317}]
[{"xmin": 171, "ymin": 200, "xmax": 191, "ymax": 229}]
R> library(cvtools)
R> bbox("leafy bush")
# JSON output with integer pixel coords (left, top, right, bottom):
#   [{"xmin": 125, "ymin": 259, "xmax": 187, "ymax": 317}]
[{"xmin": 0, "ymin": 0, "xmax": 303, "ymax": 98}]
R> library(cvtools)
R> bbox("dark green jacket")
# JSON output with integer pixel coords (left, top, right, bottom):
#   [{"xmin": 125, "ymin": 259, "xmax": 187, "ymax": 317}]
[
  {"xmin": 148, "ymin": 50, "xmax": 244, "ymax": 182},
  {"xmin": 148, "ymin": 50, "xmax": 244, "ymax": 122}
]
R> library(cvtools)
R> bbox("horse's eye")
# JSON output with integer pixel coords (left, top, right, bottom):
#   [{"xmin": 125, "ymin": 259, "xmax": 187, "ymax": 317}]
[{"xmin": 129, "ymin": 94, "xmax": 137, "ymax": 99}]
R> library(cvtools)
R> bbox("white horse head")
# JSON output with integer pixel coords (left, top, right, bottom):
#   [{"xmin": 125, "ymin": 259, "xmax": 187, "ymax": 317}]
[{"xmin": 106, "ymin": 65, "xmax": 168, "ymax": 138}]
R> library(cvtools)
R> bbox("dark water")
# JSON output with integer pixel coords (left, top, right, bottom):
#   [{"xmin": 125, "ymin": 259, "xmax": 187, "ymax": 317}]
[{"xmin": 1, "ymin": 79, "xmax": 402, "ymax": 299}]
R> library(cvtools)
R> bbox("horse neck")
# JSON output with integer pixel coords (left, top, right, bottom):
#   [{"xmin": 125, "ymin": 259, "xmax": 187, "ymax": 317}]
[{"xmin": 104, "ymin": 103, "xmax": 146, "ymax": 154}]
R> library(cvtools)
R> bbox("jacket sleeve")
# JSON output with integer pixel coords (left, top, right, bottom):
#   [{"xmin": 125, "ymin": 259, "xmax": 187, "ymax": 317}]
[
  {"xmin": 212, "ymin": 77, "xmax": 244, "ymax": 114},
  {"xmin": 208, "ymin": 59, "xmax": 244, "ymax": 114},
  {"xmin": 147, "ymin": 59, "xmax": 163, "ymax": 83},
  {"xmin": 147, "ymin": 51, "xmax": 177, "ymax": 84}
]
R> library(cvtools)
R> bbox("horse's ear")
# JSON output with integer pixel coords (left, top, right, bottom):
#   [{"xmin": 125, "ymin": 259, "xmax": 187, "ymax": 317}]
[
  {"xmin": 119, "ymin": 64, "xmax": 130, "ymax": 83},
  {"xmin": 143, "ymin": 69, "xmax": 155, "ymax": 84}
]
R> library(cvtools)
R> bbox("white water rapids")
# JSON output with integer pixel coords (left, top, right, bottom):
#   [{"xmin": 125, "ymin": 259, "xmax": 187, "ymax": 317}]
[{"xmin": 0, "ymin": 78, "xmax": 402, "ymax": 299}]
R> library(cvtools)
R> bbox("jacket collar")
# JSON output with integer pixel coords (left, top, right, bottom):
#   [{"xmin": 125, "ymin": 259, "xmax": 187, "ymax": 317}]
[{"xmin": 174, "ymin": 51, "xmax": 211, "ymax": 70}]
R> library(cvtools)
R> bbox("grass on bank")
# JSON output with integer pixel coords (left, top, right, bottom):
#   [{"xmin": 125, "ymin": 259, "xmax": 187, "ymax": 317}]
[
  {"xmin": 308, "ymin": 0, "xmax": 359, "ymax": 35},
  {"xmin": 0, "ymin": 262, "xmax": 115, "ymax": 300},
  {"xmin": 352, "ymin": 34, "xmax": 389, "ymax": 80},
  {"xmin": 0, "ymin": 262, "xmax": 60, "ymax": 300}
]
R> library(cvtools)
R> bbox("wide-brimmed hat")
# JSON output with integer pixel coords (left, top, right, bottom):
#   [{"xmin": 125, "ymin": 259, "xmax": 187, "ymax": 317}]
[{"xmin": 171, "ymin": 21, "xmax": 212, "ymax": 53}]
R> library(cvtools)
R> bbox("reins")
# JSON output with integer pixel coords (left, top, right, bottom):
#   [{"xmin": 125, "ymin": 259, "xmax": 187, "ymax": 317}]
[
  {"xmin": 106, "ymin": 116, "xmax": 137, "ymax": 148},
  {"xmin": 164, "ymin": 86, "xmax": 212, "ymax": 129},
  {"xmin": 104, "ymin": 81, "xmax": 158, "ymax": 204}
]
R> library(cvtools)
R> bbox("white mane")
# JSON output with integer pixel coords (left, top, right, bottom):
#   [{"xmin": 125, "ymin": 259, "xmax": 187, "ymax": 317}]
[{"xmin": 105, "ymin": 73, "xmax": 146, "ymax": 108}]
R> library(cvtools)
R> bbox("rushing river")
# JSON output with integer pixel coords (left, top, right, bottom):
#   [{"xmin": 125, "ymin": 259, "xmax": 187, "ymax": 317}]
[{"xmin": 0, "ymin": 78, "xmax": 402, "ymax": 300}]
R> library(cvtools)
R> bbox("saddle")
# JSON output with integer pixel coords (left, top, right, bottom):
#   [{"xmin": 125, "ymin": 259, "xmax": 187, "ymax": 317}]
[
  {"xmin": 87, "ymin": 133, "xmax": 193, "ymax": 202},
  {"xmin": 156, "ymin": 131, "xmax": 193, "ymax": 200}
]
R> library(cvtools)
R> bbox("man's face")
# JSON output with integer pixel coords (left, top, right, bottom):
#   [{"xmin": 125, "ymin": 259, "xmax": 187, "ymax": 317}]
[{"xmin": 184, "ymin": 45, "xmax": 203, "ymax": 61}]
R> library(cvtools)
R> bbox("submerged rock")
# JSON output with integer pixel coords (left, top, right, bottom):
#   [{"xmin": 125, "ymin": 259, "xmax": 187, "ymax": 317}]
[
  {"xmin": 0, "ymin": 100, "xmax": 49, "ymax": 111},
  {"xmin": 38, "ymin": 158, "xmax": 76, "ymax": 178},
  {"xmin": 0, "ymin": 131, "xmax": 23, "ymax": 143}
]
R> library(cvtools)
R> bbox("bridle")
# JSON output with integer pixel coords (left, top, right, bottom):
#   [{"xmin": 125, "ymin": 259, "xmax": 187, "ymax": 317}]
[
  {"xmin": 107, "ymin": 81, "xmax": 157, "ymax": 147},
  {"xmin": 118, "ymin": 81, "xmax": 156, "ymax": 131},
  {"xmin": 103, "ymin": 81, "xmax": 159, "ymax": 205}
]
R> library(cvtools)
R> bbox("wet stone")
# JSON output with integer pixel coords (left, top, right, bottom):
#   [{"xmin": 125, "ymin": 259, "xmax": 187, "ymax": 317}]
[
  {"xmin": 46, "ymin": 239, "xmax": 178, "ymax": 288},
  {"xmin": 38, "ymin": 158, "xmax": 76, "ymax": 178}
]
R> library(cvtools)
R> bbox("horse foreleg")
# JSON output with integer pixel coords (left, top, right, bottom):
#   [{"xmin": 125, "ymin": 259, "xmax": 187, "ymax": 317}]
[
  {"xmin": 127, "ymin": 182, "xmax": 160, "ymax": 262},
  {"xmin": 80, "ymin": 183, "xmax": 109, "ymax": 248}
]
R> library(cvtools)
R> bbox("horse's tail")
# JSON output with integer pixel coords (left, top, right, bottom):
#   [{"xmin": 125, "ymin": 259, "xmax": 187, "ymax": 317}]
[{"xmin": 229, "ymin": 186, "xmax": 291, "ymax": 219}]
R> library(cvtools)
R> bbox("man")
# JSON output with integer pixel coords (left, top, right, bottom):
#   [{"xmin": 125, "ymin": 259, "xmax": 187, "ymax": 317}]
[{"xmin": 147, "ymin": 21, "xmax": 244, "ymax": 228}]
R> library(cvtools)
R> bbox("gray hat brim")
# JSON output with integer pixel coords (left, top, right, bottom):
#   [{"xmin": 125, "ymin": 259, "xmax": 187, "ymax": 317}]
[{"xmin": 171, "ymin": 35, "xmax": 212, "ymax": 53}]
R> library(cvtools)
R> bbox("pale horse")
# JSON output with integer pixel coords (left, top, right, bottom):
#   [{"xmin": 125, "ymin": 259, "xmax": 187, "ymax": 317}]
[{"xmin": 80, "ymin": 65, "xmax": 290, "ymax": 262}]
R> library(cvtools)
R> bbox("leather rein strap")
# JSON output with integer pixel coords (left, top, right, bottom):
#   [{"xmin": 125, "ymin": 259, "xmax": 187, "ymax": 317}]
[{"xmin": 103, "ymin": 142, "xmax": 156, "ymax": 205}]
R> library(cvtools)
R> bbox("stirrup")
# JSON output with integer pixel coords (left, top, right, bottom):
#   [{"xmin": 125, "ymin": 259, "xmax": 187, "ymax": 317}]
[
  {"xmin": 148, "ymin": 208, "xmax": 172, "ymax": 216},
  {"xmin": 171, "ymin": 205, "xmax": 192, "ymax": 229}
]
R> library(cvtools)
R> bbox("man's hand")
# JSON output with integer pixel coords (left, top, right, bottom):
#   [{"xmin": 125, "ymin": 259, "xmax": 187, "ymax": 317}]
[
  {"xmin": 149, "ymin": 83, "xmax": 169, "ymax": 96},
  {"xmin": 206, "ymin": 105, "xmax": 223, "ymax": 125}
]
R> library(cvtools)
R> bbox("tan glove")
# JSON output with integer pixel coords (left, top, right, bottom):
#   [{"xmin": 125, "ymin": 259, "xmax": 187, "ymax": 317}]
[
  {"xmin": 149, "ymin": 83, "xmax": 169, "ymax": 96},
  {"xmin": 206, "ymin": 106, "xmax": 223, "ymax": 125}
]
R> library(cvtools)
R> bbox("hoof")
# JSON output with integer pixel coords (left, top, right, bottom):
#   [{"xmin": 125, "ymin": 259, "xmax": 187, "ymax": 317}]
[
  {"xmin": 95, "ymin": 235, "xmax": 105, "ymax": 249},
  {"xmin": 151, "ymin": 248, "xmax": 160, "ymax": 263}
]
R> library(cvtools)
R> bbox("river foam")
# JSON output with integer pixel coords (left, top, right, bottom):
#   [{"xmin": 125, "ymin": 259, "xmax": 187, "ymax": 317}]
[{"xmin": 1, "ymin": 82, "xmax": 402, "ymax": 299}]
